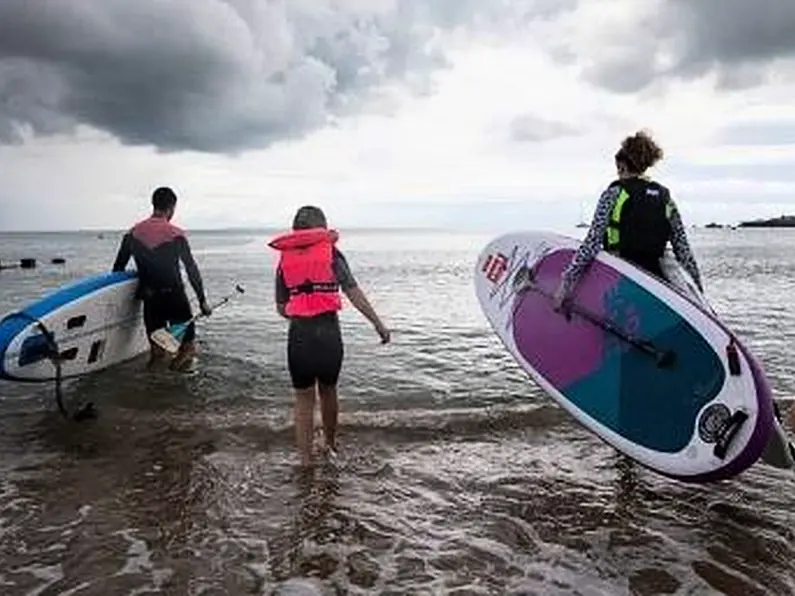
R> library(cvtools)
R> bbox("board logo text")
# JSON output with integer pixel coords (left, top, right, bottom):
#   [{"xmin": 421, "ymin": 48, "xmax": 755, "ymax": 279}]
[{"xmin": 482, "ymin": 252, "xmax": 509, "ymax": 283}]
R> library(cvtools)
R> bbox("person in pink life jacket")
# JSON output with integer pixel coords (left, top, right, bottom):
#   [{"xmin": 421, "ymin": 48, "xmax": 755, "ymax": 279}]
[
  {"xmin": 112, "ymin": 187, "xmax": 212, "ymax": 371},
  {"xmin": 269, "ymin": 205, "xmax": 390, "ymax": 467}
]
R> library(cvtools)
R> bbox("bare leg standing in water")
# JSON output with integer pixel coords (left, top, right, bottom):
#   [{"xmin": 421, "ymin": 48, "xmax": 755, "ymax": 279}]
[
  {"xmin": 270, "ymin": 206, "xmax": 390, "ymax": 468},
  {"xmin": 286, "ymin": 315, "xmax": 345, "ymax": 465},
  {"xmin": 294, "ymin": 387, "xmax": 316, "ymax": 467},
  {"xmin": 318, "ymin": 383, "xmax": 339, "ymax": 454}
]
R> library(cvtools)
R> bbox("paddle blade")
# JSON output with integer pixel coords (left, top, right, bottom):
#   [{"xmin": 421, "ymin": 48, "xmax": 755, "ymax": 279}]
[{"xmin": 150, "ymin": 328, "xmax": 182, "ymax": 355}]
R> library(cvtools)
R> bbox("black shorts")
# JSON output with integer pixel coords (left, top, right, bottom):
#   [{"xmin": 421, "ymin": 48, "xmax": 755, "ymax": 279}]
[
  {"xmin": 287, "ymin": 313, "xmax": 343, "ymax": 390},
  {"xmin": 142, "ymin": 288, "xmax": 195, "ymax": 343}
]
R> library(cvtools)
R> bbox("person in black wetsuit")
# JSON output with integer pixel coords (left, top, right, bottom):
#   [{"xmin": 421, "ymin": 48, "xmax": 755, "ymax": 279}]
[
  {"xmin": 112, "ymin": 187, "xmax": 211, "ymax": 371},
  {"xmin": 554, "ymin": 130, "xmax": 703, "ymax": 310}
]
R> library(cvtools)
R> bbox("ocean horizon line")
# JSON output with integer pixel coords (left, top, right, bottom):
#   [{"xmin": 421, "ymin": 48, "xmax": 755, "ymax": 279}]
[{"xmin": 0, "ymin": 224, "xmax": 467, "ymax": 235}]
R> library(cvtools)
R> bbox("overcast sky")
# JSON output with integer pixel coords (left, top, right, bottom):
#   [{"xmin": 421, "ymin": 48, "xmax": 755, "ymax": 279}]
[{"xmin": 1, "ymin": 0, "xmax": 794, "ymax": 232}]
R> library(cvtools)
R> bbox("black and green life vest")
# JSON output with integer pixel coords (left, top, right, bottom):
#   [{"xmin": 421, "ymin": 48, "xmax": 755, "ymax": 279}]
[{"xmin": 603, "ymin": 177, "xmax": 673, "ymax": 274}]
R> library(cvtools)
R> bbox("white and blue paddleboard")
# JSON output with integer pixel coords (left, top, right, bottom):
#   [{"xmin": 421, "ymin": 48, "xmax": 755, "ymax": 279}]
[{"xmin": 0, "ymin": 271, "xmax": 149, "ymax": 382}]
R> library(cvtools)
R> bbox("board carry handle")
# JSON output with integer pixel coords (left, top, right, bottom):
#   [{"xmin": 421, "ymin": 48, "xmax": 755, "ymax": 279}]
[
  {"xmin": 712, "ymin": 410, "xmax": 749, "ymax": 459},
  {"xmin": 515, "ymin": 265, "xmax": 677, "ymax": 369},
  {"xmin": 726, "ymin": 340, "xmax": 741, "ymax": 376}
]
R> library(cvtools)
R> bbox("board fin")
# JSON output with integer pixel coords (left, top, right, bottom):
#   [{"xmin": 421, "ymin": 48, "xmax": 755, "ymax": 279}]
[{"xmin": 713, "ymin": 410, "xmax": 749, "ymax": 459}]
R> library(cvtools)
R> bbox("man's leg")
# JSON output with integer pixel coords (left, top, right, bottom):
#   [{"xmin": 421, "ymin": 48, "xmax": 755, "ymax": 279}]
[
  {"xmin": 147, "ymin": 339, "xmax": 169, "ymax": 370},
  {"xmin": 142, "ymin": 296, "xmax": 168, "ymax": 370},
  {"xmin": 170, "ymin": 335, "xmax": 196, "ymax": 372}
]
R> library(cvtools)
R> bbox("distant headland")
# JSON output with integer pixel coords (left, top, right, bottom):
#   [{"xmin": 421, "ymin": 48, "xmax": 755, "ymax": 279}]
[
  {"xmin": 700, "ymin": 215, "xmax": 795, "ymax": 229},
  {"xmin": 738, "ymin": 215, "xmax": 795, "ymax": 228}
]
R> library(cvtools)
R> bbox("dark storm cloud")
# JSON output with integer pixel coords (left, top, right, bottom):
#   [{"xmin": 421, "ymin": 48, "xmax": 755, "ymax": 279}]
[
  {"xmin": 0, "ymin": 0, "xmax": 577, "ymax": 153},
  {"xmin": 671, "ymin": 0, "xmax": 795, "ymax": 75},
  {"xmin": 580, "ymin": 0, "xmax": 795, "ymax": 94}
]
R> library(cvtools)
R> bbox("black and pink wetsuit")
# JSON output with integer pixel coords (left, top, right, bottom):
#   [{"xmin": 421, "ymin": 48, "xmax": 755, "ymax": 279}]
[{"xmin": 112, "ymin": 215, "xmax": 206, "ymax": 342}]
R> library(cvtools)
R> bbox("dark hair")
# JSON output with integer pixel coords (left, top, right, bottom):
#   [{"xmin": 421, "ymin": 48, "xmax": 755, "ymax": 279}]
[
  {"xmin": 615, "ymin": 130, "xmax": 664, "ymax": 174},
  {"xmin": 152, "ymin": 186, "xmax": 177, "ymax": 212},
  {"xmin": 292, "ymin": 205, "xmax": 327, "ymax": 230}
]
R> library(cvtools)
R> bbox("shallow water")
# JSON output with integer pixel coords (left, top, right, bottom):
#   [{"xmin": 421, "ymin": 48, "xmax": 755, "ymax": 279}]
[{"xmin": 0, "ymin": 227, "xmax": 794, "ymax": 595}]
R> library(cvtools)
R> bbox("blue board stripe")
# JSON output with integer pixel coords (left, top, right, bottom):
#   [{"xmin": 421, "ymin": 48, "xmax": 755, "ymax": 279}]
[{"xmin": 0, "ymin": 270, "xmax": 138, "ymax": 379}]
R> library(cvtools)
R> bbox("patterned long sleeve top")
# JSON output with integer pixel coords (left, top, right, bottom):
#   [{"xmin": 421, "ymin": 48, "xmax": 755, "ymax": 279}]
[{"xmin": 558, "ymin": 183, "xmax": 703, "ymax": 298}]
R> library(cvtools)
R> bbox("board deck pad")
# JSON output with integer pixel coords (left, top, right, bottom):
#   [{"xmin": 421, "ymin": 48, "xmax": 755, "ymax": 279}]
[
  {"xmin": 0, "ymin": 270, "xmax": 149, "ymax": 382},
  {"xmin": 475, "ymin": 231, "xmax": 774, "ymax": 482}
]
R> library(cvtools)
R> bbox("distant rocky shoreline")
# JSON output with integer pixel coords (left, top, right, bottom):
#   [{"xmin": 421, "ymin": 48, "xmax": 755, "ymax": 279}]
[
  {"xmin": 738, "ymin": 215, "xmax": 795, "ymax": 228},
  {"xmin": 703, "ymin": 216, "xmax": 795, "ymax": 229}
]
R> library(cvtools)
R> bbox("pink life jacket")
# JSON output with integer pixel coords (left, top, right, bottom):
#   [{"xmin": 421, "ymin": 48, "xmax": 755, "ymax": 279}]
[{"xmin": 268, "ymin": 227, "xmax": 342, "ymax": 317}]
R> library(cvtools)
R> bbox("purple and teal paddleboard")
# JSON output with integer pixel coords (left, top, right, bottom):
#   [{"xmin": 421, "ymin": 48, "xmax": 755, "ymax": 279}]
[{"xmin": 474, "ymin": 231, "xmax": 775, "ymax": 483}]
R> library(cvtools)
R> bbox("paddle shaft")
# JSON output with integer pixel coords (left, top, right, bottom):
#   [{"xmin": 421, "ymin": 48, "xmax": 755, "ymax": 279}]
[
  {"xmin": 168, "ymin": 287, "xmax": 244, "ymax": 338},
  {"xmin": 186, "ymin": 294, "xmax": 235, "ymax": 326},
  {"xmin": 563, "ymin": 298, "xmax": 673, "ymax": 365},
  {"xmin": 517, "ymin": 273, "xmax": 675, "ymax": 367}
]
